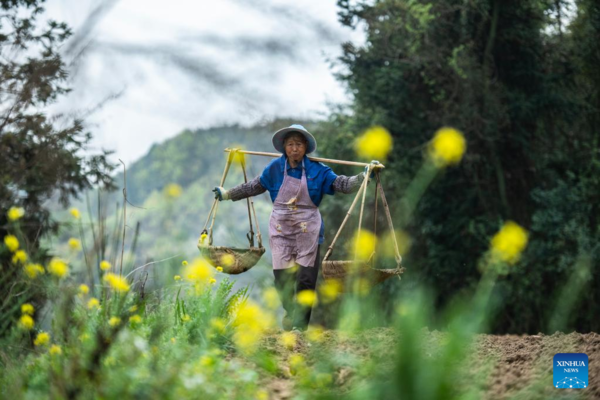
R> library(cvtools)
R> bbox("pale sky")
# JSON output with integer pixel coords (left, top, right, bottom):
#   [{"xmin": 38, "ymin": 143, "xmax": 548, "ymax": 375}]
[{"xmin": 43, "ymin": 0, "xmax": 365, "ymax": 164}]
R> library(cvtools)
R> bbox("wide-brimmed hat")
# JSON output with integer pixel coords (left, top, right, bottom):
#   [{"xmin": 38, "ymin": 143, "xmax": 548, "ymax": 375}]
[{"xmin": 272, "ymin": 124, "xmax": 317, "ymax": 154}]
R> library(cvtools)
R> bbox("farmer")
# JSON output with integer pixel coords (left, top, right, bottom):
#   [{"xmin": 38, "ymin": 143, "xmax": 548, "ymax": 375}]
[{"xmin": 213, "ymin": 124, "xmax": 379, "ymax": 331}]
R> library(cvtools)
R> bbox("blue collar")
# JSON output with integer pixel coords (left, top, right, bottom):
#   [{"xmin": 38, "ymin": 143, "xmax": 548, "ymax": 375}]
[{"xmin": 281, "ymin": 154, "xmax": 310, "ymax": 172}]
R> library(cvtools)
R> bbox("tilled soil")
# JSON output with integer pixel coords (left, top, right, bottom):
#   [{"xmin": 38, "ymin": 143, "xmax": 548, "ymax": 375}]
[
  {"xmin": 263, "ymin": 329, "xmax": 599, "ymax": 399},
  {"xmin": 472, "ymin": 331, "xmax": 599, "ymax": 399}
]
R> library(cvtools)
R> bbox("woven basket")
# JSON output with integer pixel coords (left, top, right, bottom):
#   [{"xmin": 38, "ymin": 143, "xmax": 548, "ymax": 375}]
[
  {"xmin": 198, "ymin": 245, "xmax": 265, "ymax": 274},
  {"xmin": 322, "ymin": 260, "xmax": 404, "ymax": 285}
]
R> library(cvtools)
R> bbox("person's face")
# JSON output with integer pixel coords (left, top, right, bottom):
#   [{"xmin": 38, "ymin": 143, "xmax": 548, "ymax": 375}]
[{"xmin": 284, "ymin": 136, "xmax": 307, "ymax": 162}]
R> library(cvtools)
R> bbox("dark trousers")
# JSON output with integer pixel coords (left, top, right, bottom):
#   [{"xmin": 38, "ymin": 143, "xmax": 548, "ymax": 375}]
[{"xmin": 273, "ymin": 245, "xmax": 320, "ymax": 330}]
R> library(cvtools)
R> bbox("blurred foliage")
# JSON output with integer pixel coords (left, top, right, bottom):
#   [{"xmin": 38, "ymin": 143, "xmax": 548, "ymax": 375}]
[
  {"xmin": 315, "ymin": 0, "xmax": 600, "ymax": 333},
  {"xmin": 0, "ymin": 0, "xmax": 114, "ymax": 335}
]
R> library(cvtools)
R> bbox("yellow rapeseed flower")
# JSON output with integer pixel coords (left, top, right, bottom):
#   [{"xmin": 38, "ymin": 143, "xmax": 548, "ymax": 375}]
[
  {"xmin": 490, "ymin": 221, "xmax": 529, "ymax": 264},
  {"xmin": 209, "ymin": 278, "xmax": 217, "ymax": 285},
  {"xmin": 24, "ymin": 263, "xmax": 45, "ymax": 279},
  {"xmin": 164, "ymin": 183, "xmax": 183, "ymax": 198},
  {"xmin": 79, "ymin": 284, "xmax": 89, "ymax": 295},
  {"xmin": 99, "ymin": 260, "xmax": 111, "ymax": 271},
  {"xmin": 4, "ymin": 234, "xmax": 19, "ymax": 252},
  {"xmin": 87, "ymin": 298, "xmax": 100, "ymax": 310},
  {"xmin": 306, "ymin": 325, "xmax": 325, "ymax": 343},
  {"xmin": 349, "ymin": 229, "xmax": 377, "ymax": 262},
  {"xmin": 262, "ymin": 287, "xmax": 280, "ymax": 309},
  {"xmin": 19, "ymin": 314, "xmax": 34, "ymax": 330},
  {"xmin": 68, "ymin": 238, "xmax": 81, "ymax": 251},
  {"xmin": 209, "ymin": 317, "xmax": 227, "ymax": 334},
  {"xmin": 182, "ymin": 258, "xmax": 214, "ymax": 283},
  {"xmin": 69, "ymin": 208, "xmax": 80, "ymax": 219},
  {"xmin": 255, "ymin": 390, "xmax": 269, "ymax": 400},
  {"xmin": 232, "ymin": 300, "xmax": 275, "ymax": 354},
  {"xmin": 319, "ymin": 279, "xmax": 343, "ymax": 304},
  {"xmin": 129, "ymin": 315, "xmax": 142, "ymax": 324},
  {"xmin": 288, "ymin": 353, "xmax": 306, "ymax": 376},
  {"xmin": 12, "ymin": 250, "xmax": 27, "ymax": 264},
  {"xmin": 7, "ymin": 206, "xmax": 25, "ymax": 221},
  {"xmin": 428, "ymin": 127, "xmax": 466, "ymax": 167},
  {"xmin": 181, "ymin": 260, "xmax": 188, "ymax": 266},
  {"xmin": 34, "ymin": 331, "xmax": 50, "ymax": 346},
  {"xmin": 49, "ymin": 345, "xmax": 62, "ymax": 355},
  {"xmin": 21, "ymin": 303, "xmax": 34, "ymax": 315},
  {"xmin": 108, "ymin": 316, "xmax": 121, "ymax": 327},
  {"xmin": 220, "ymin": 254, "xmax": 235, "ymax": 267},
  {"xmin": 181, "ymin": 314, "xmax": 191, "ymax": 323},
  {"xmin": 129, "ymin": 305, "xmax": 138, "ymax": 313},
  {"xmin": 198, "ymin": 233, "xmax": 208, "ymax": 247},
  {"xmin": 47, "ymin": 258, "xmax": 69, "ymax": 278},
  {"xmin": 174, "ymin": 275, "xmax": 181, "ymax": 281},
  {"xmin": 296, "ymin": 290, "xmax": 317, "ymax": 307},
  {"xmin": 216, "ymin": 266, "xmax": 223, "ymax": 272},
  {"xmin": 199, "ymin": 355, "xmax": 216, "ymax": 368},
  {"xmin": 354, "ymin": 126, "xmax": 393, "ymax": 160},
  {"xmin": 103, "ymin": 273, "xmax": 130, "ymax": 293},
  {"xmin": 280, "ymin": 332, "xmax": 297, "ymax": 350},
  {"xmin": 380, "ymin": 229, "xmax": 412, "ymax": 260}
]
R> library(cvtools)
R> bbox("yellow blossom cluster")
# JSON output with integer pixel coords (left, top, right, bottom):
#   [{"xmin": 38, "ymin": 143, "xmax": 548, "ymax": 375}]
[
  {"xmin": 164, "ymin": 183, "xmax": 183, "ymax": 198},
  {"xmin": 428, "ymin": 127, "xmax": 466, "ymax": 167},
  {"xmin": 182, "ymin": 258, "xmax": 214, "ymax": 292},
  {"xmin": 34, "ymin": 332, "xmax": 50, "ymax": 347},
  {"xmin": 100, "ymin": 260, "xmax": 111, "ymax": 271},
  {"xmin": 21, "ymin": 303, "xmax": 34, "ymax": 315},
  {"xmin": 79, "ymin": 284, "xmax": 89, "ymax": 295},
  {"xmin": 306, "ymin": 325, "xmax": 325, "ymax": 343},
  {"xmin": 69, "ymin": 208, "xmax": 80, "ymax": 219},
  {"xmin": 7, "ymin": 206, "xmax": 25, "ymax": 221},
  {"xmin": 47, "ymin": 258, "xmax": 69, "ymax": 278},
  {"xmin": 490, "ymin": 221, "xmax": 529, "ymax": 264},
  {"xmin": 103, "ymin": 273, "xmax": 130, "ymax": 293},
  {"xmin": 262, "ymin": 287, "xmax": 280, "ymax": 309},
  {"xmin": 18, "ymin": 302, "xmax": 35, "ymax": 331},
  {"xmin": 354, "ymin": 126, "xmax": 393, "ymax": 160},
  {"xmin": 12, "ymin": 250, "xmax": 27, "ymax": 264},
  {"xmin": 220, "ymin": 254, "xmax": 234, "ymax": 268},
  {"xmin": 279, "ymin": 332, "xmax": 297, "ymax": 350},
  {"xmin": 4, "ymin": 234, "xmax": 19, "ymax": 252},
  {"xmin": 296, "ymin": 290, "xmax": 318, "ymax": 307},
  {"xmin": 319, "ymin": 279, "xmax": 343, "ymax": 304},
  {"xmin": 49, "ymin": 345, "xmax": 62, "ymax": 355},
  {"xmin": 209, "ymin": 317, "xmax": 227, "ymax": 336},
  {"xmin": 108, "ymin": 316, "xmax": 121, "ymax": 327},
  {"xmin": 68, "ymin": 238, "xmax": 81, "ymax": 251},
  {"xmin": 232, "ymin": 299, "xmax": 275, "ymax": 354},
  {"xmin": 87, "ymin": 298, "xmax": 100, "ymax": 310},
  {"xmin": 24, "ymin": 263, "xmax": 45, "ymax": 279},
  {"xmin": 349, "ymin": 229, "xmax": 378, "ymax": 262}
]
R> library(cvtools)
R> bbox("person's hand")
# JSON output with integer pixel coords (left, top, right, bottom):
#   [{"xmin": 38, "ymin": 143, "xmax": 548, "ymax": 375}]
[
  {"xmin": 212, "ymin": 187, "xmax": 230, "ymax": 201},
  {"xmin": 363, "ymin": 160, "xmax": 381, "ymax": 179}
]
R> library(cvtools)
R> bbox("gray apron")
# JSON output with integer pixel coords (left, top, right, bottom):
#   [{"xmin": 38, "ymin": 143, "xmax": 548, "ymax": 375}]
[{"xmin": 269, "ymin": 158, "xmax": 321, "ymax": 270}]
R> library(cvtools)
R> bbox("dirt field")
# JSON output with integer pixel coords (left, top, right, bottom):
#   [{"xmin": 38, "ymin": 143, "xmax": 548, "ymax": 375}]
[{"xmin": 263, "ymin": 329, "xmax": 599, "ymax": 399}]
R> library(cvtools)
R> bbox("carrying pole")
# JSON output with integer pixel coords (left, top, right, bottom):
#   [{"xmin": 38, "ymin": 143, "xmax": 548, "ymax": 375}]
[{"xmin": 224, "ymin": 148, "xmax": 386, "ymax": 169}]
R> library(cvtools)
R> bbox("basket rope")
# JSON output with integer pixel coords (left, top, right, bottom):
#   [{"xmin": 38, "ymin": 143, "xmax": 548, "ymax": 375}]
[
  {"xmin": 322, "ymin": 167, "xmax": 403, "ymax": 282},
  {"xmin": 202, "ymin": 150, "xmax": 262, "ymax": 247}
]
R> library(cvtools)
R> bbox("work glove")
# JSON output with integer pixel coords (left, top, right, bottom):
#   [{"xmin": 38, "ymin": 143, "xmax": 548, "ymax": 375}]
[
  {"xmin": 363, "ymin": 160, "xmax": 381, "ymax": 179},
  {"xmin": 212, "ymin": 187, "xmax": 230, "ymax": 201}
]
